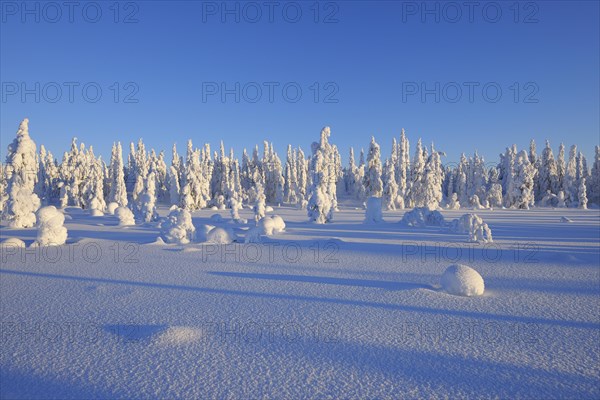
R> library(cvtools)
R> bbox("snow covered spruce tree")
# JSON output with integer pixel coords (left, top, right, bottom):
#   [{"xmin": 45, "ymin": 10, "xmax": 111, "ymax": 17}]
[
  {"xmin": 82, "ymin": 147, "xmax": 107, "ymax": 215},
  {"xmin": 136, "ymin": 171, "xmax": 159, "ymax": 222},
  {"xmin": 362, "ymin": 136, "xmax": 383, "ymax": 198},
  {"xmin": 564, "ymin": 145, "xmax": 579, "ymax": 206},
  {"xmin": 510, "ymin": 150, "xmax": 536, "ymax": 209},
  {"xmin": 422, "ymin": 143, "xmax": 444, "ymax": 209},
  {"xmin": 395, "ymin": 129, "xmax": 410, "ymax": 208},
  {"xmin": 382, "ymin": 158, "xmax": 398, "ymax": 210},
  {"xmin": 108, "ymin": 142, "xmax": 128, "ymax": 207},
  {"xmin": 283, "ymin": 145, "xmax": 299, "ymax": 204},
  {"xmin": 4, "ymin": 118, "xmax": 41, "ymax": 227},
  {"xmin": 35, "ymin": 145, "xmax": 59, "ymax": 206},
  {"xmin": 578, "ymin": 177, "xmax": 588, "ymax": 209},
  {"xmin": 538, "ymin": 140, "xmax": 558, "ymax": 200},
  {"xmin": 307, "ymin": 127, "xmax": 336, "ymax": 223},
  {"xmin": 409, "ymin": 139, "xmax": 426, "ymax": 207},
  {"xmin": 589, "ymin": 145, "xmax": 600, "ymax": 205}
]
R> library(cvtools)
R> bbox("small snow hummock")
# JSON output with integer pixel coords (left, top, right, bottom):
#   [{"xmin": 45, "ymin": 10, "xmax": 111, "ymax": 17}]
[
  {"xmin": 441, "ymin": 264, "xmax": 485, "ymax": 297},
  {"xmin": 206, "ymin": 227, "xmax": 234, "ymax": 244},
  {"xmin": 364, "ymin": 196, "xmax": 384, "ymax": 223},
  {"xmin": 257, "ymin": 215, "xmax": 285, "ymax": 235},
  {"xmin": 210, "ymin": 214, "xmax": 224, "ymax": 222},
  {"xmin": 115, "ymin": 206, "xmax": 135, "ymax": 226},
  {"xmin": 560, "ymin": 216, "xmax": 573, "ymax": 223},
  {"xmin": 160, "ymin": 207, "xmax": 196, "ymax": 244},
  {"xmin": 1, "ymin": 237, "xmax": 26, "ymax": 249},
  {"xmin": 400, "ymin": 207, "xmax": 445, "ymax": 227},
  {"xmin": 106, "ymin": 202, "xmax": 119, "ymax": 215},
  {"xmin": 449, "ymin": 213, "xmax": 493, "ymax": 243},
  {"xmin": 35, "ymin": 206, "xmax": 67, "ymax": 246}
]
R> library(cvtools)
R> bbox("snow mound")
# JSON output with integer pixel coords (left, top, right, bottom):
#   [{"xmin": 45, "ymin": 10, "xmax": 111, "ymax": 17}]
[
  {"xmin": 206, "ymin": 227, "xmax": 234, "ymax": 244},
  {"xmin": 265, "ymin": 206, "xmax": 274, "ymax": 212},
  {"xmin": 210, "ymin": 206, "xmax": 218, "ymax": 211},
  {"xmin": 1, "ymin": 237, "xmax": 26, "ymax": 248},
  {"xmin": 115, "ymin": 206, "xmax": 135, "ymax": 226},
  {"xmin": 450, "ymin": 213, "xmax": 493, "ymax": 243},
  {"xmin": 400, "ymin": 207, "xmax": 445, "ymax": 227},
  {"xmin": 244, "ymin": 227, "xmax": 263, "ymax": 243},
  {"xmin": 257, "ymin": 216, "xmax": 286, "ymax": 235},
  {"xmin": 157, "ymin": 326, "xmax": 202, "ymax": 346},
  {"xmin": 35, "ymin": 206, "xmax": 67, "ymax": 246},
  {"xmin": 151, "ymin": 236, "xmax": 166, "ymax": 245},
  {"xmin": 364, "ymin": 196, "xmax": 384, "ymax": 223},
  {"xmin": 560, "ymin": 216, "xmax": 573, "ymax": 223},
  {"xmin": 161, "ymin": 208, "xmax": 196, "ymax": 244},
  {"xmin": 90, "ymin": 208, "xmax": 104, "ymax": 217},
  {"xmin": 441, "ymin": 264, "xmax": 485, "ymax": 296},
  {"xmin": 106, "ymin": 202, "xmax": 119, "ymax": 215},
  {"xmin": 210, "ymin": 214, "xmax": 224, "ymax": 222}
]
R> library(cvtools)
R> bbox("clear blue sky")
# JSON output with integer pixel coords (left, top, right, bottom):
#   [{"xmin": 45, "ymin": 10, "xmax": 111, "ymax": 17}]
[{"xmin": 1, "ymin": 1, "xmax": 598, "ymax": 166}]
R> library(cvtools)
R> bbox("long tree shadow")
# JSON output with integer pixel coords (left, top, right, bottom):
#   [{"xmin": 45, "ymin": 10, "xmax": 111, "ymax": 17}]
[
  {"xmin": 1, "ymin": 269, "xmax": 598, "ymax": 331},
  {"xmin": 207, "ymin": 271, "xmax": 432, "ymax": 290}
]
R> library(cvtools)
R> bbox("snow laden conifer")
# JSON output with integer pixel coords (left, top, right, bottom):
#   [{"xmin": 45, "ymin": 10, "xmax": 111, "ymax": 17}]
[
  {"xmin": 108, "ymin": 142, "xmax": 128, "ymax": 207},
  {"xmin": 5, "ymin": 118, "xmax": 41, "ymax": 227},
  {"xmin": 35, "ymin": 206, "xmax": 67, "ymax": 246},
  {"xmin": 564, "ymin": 145, "xmax": 578, "ymax": 206},
  {"xmin": 409, "ymin": 139, "xmax": 426, "ymax": 207},
  {"xmin": 382, "ymin": 158, "xmax": 398, "ymax": 210},
  {"xmin": 538, "ymin": 140, "xmax": 558, "ymax": 198},
  {"xmin": 589, "ymin": 146, "xmax": 600, "ymax": 205},
  {"xmin": 578, "ymin": 177, "xmax": 588, "ymax": 209},
  {"xmin": 510, "ymin": 150, "xmax": 536, "ymax": 209},
  {"xmin": 35, "ymin": 145, "xmax": 58, "ymax": 206},
  {"xmin": 137, "ymin": 171, "xmax": 159, "ymax": 222},
  {"xmin": 423, "ymin": 143, "xmax": 444, "ymax": 209},
  {"xmin": 253, "ymin": 183, "xmax": 266, "ymax": 223},
  {"xmin": 362, "ymin": 136, "xmax": 383, "ymax": 198},
  {"xmin": 307, "ymin": 127, "xmax": 336, "ymax": 223}
]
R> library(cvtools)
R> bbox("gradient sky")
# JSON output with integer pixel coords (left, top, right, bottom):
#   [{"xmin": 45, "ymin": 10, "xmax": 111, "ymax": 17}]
[{"xmin": 1, "ymin": 0, "xmax": 598, "ymax": 167}]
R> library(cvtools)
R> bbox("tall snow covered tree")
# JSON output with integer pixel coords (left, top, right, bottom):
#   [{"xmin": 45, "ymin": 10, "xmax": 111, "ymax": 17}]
[
  {"xmin": 578, "ymin": 177, "xmax": 588, "ymax": 209},
  {"xmin": 589, "ymin": 145, "xmax": 600, "ymax": 205},
  {"xmin": 108, "ymin": 142, "xmax": 128, "ymax": 206},
  {"xmin": 396, "ymin": 129, "xmax": 410, "ymax": 207},
  {"xmin": 4, "ymin": 118, "xmax": 41, "ymax": 227},
  {"xmin": 538, "ymin": 140, "xmax": 558, "ymax": 199},
  {"xmin": 362, "ymin": 136, "xmax": 383, "ymax": 198},
  {"xmin": 564, "ymin": 145, "xmax": 578, "ymax": 206},
  {"xmin": 409, "ymin": 139, "xmax": 426, "ymax": 207},
  {"xmin": 382, "ymin": 158, "xmax": 398, "ymax": 210},
  {"xmin": 510, "ymin": 150, "xmax": 536, "ymax": 209},
  {"xmin": 284, "ymin": 145, "xmax": 299, "ymax": 204},
  {"xmin": 35, "ymin": 145, "xmax": 58, "ymax": 206},
  {"xmin": 423, "ymin": 143, "xmax": 443, "ymax": 209},
  {"xmin": 307, "ymin": 127, "xmax": 336, "ymax": 223},
  {"xmin": 343, "ymin": 147, "xmax": 358, "ymax": 198}
]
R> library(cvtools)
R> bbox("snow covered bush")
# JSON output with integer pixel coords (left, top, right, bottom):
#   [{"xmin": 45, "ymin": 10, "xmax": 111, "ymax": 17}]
[
  {"xmin": 400, "ymin": 207, "xmax": 445, "ymax": 227},
  {"xmin": 257, "ymin": 215, "xmax": 286, "ymax": 235},
  {"xmin": 449, "ymin": 213, "xmax": 493, "ymax": 243},
  {"xmin": 206, "ymin": 227, "xmax": 234, "ymax": 244},
  {"xmin": 271, "ymin": 215, "xmax": 286, "ymax": 232},
  {"xmin": 5, "ymin": 118, "xmax": 41, "ymax": 228},
  {"xmin": 115, "ymin": 206, "xmax": 135, "ymax": 226},
  {"xmin": 364, "ymin": 196, "xmax": 384, "ymax": 223},
  {"xmin": 441, "ymin": 264, "xmax": 485, "ymax": 297},
  {"xmin": 106, "ymin": 202, "xmax": 119, "ymax": 215},
  {"xmin": 446, "ymin": 193, "xmax": 460, "ymax": 210},
  {"xmin": 160, "ymin": 207, "xmax": 196, "ymax": 244},
  {"xmin": 35, "ymin": 206, "xmax": 67, "ymax": 246},
  {"xmin": 469, "ymin": 194, "xmax": 485, "ymax": 209},
  {"xmin": 253, "ymin": 184, "xmax": 266, "ymax": 223}
]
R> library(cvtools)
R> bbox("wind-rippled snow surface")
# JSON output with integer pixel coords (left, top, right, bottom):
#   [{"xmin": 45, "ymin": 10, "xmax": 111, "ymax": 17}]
[{"xmin": 1, "ymin": 206, "xmax": 599, "ymax": 399}]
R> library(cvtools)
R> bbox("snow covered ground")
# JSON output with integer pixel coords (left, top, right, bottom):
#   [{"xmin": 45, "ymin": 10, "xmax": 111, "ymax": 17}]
[{"xmin": 1, "ymin": 205, "xmax": 599, "ymax": 399}]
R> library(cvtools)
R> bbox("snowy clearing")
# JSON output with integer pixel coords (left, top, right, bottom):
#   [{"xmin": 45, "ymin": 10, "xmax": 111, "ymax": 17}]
[{"xmin": 1, "ymin": 205, "xmax": 599, "ymax": 399}]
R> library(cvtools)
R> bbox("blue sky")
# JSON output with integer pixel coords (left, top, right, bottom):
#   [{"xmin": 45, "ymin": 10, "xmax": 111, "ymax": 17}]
[{"xmin": 1, "ymin": 0, "xmax": 598, "ymax": 166}]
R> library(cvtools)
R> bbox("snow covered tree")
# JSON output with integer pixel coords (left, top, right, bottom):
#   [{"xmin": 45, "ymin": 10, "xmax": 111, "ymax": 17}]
[
  {"xmin": 589, "ymin": 146, "xmax": 600, "ymax": 205},
  {"xmin": 137, "ymin": 171, "xmax": 159, "ymax": 222},
  {"xmin": 486, "ymin": 183, "xmax": 503, "ymax": 208},
  {"xmin": 296, "ymin": 147, "xmax": 308, "ymax": 206},
  {"xmin": 108, "ymin": 142, "xmax": 128, "ymax": 207},
  {"xmin": 409, "ymin": 139, "xmax": 427, "ymax": 207},
  {"xmin": 284, "ymin": 145, "xmax": 299, "ymax": 204},
  {"xmin": 253, "ymin": 183, "xmax": 266, "ymax": 223},
  {"xmin": 382, "ymin": 158, "xmax": 398, "ymax": 210},
  {"xmin": 564, "ymin": 145, "xmax": 578, "ymax": 206},
  {"xmin": 500, "ymin": 145, "xmax": 517, "ymax": 208},
  {"xmin": 396, "ymin": 129, "xmax": 410, "ymax": 207},
  {"xmin": 538, "ymin": 140, "xmax": 558, "ymax": 201},
  {"xmin": 578, "ymin": 177, "xmax": 588, "ymax": 209},
  {"xmin": 422, "ymin": 143, "xmax": 444, "ymax": 209},
  {"xmin": 82, "ymin": 147, "xmax": 106, "ymax": 214},
  {"xmin": 510, "ymin": 150, "xmax": 536, "ymax": 209},
  {"xmin": 306, "ymin": 127, "xmax": 336, "ymax": 223},
  {"xmin": 167, "ymin": 165, "xmax": 180, "ymax": 206},
  {"xmin": 35, "ymin": 145, "xmax": 58, "ymax": 206},
  {"xmin": 5, "ymin": 118, "xmax": 41, "ymax": 227},
  {"xmin": 362, "ymin": 136, "xmax": 383, "ymax": 198}
]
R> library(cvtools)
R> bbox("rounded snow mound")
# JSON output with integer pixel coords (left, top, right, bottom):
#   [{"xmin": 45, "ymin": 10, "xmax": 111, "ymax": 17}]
[
  {"xmin": 450, "ymin": 213, "xmax": 493, "ymax": 243},
  {"xmin": 106, "ymin": 202, "xmax": 119, "ymax": 215},
  {"xmin": 161, "ymin": 208, "xmax": 196, "ymax": 244},
  {"xmin": 206, "ymin": 227, "xmax": 234, "ymax": 244},
  {"xmin": 257, "ymin": 216, "xmax": 286, "ymax": 235},
  {"xmin": 210, "ymin": 214, "xmax": 224, "ymax": 222},
  {"xmin": 157, "ymin": 326, "xmax": 202, "ymax": 346},
  {"xmin": 560, "ymin": 216, "xmax": 573, "ymax": 223},
  {"xmin": 265, "ymin": 206, "xmax": 274, "ymax": 213},
  {"xmin": 36, "ymin": 206, "xmax": 67, "ymax": 246},
  {"xmin": 90, "ymin": 209, "xmax": 104, "ymax": 217},
  {"xmin": 115, "ymin": 206, "xmax": 135, "ymax": 226},
  {"xmin": 1, "ymin": 237, "xmax": 26, "ymax": 248},
  {"xmin": 441, "ymin": 264, "xmax": 485, "ymax": 297},
  {"xmin": 400, "ymin": 207, "xmax": 445, "ymax": 227}
]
